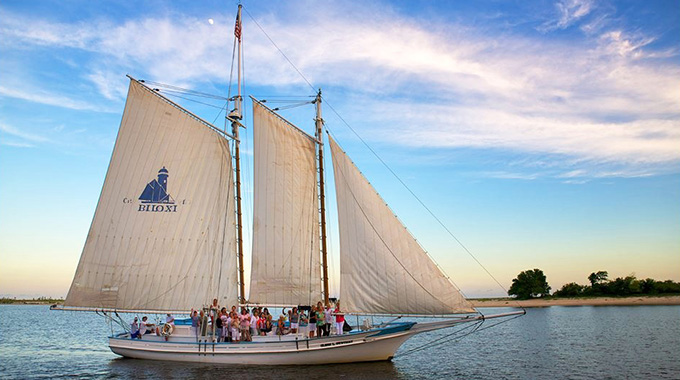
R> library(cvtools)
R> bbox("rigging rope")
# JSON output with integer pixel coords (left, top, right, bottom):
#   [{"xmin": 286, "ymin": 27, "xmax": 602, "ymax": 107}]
[
  {"xmin": 142, "ymin": 81, "xmax": 229, "ymax": 100},
  {"xmin": 395, "ymin": 312, "xmax": 524, "ymax": 358},
  {"xmin": 161, "ymin": 91, "xmax": 227, "ymax": 110},
  {"xmin": 395, "ymin": 320, "xmax": 484, "ymax": 358}
]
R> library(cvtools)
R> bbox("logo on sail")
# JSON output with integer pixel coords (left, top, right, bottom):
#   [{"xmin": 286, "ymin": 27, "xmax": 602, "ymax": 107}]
[{"xmin": 138, "ymin": 167, "xmax": 177, "ymax": 212}]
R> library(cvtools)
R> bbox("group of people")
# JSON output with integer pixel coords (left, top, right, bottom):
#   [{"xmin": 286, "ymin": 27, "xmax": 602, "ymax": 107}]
[
  {"xmin": 130, "ymin": 313, "xmax": 175, "ymax": 340},
  {"xmin": 195, "ymin": 304, "xmax": 258, "ymax": 343},
  {"xmin": 204, "ymin": 299, "xmax": 347, "ymax": 342},
  {"xmin": 130, "ymin": 299, "xmax": 347, "ymax": 342},
  {"xmin": 305, "ymin": 301, "xmax": 346, "ymax": 338}
]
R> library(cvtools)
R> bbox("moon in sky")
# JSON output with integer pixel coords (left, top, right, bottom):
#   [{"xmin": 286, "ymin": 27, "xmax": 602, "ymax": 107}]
[{"xmin": 208, "ymin": 18, "xmax": 214, "ymax": 25}]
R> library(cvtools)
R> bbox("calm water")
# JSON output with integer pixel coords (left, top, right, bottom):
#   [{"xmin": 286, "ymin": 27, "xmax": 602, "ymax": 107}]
[{"xmin": 1, "ymin": 305, "xmax": 678, "ymax": 379}]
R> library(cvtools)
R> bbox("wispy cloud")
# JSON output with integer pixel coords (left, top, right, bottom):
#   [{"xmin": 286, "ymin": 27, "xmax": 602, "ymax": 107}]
[
  {"xmin": 1, "ymin": 1, "xmax": 678, "ymax": 178},
  {"xmin": 481, "ymin": 171, "xmax": 540, "ymax": 180},
  {"xmin": 0, "ymin": 86, "xmax": 117, "ymax": 113},
  {"xmin": 0, "ymin": 123, "xmax": 49, "ymax": 144},
  {"xmin": 538, "ymin": 0, "xmax": 595, "ymax": 32},
  {"xmin": 0, "ymin": 140, "xmax": 35, "ymax": 148}
]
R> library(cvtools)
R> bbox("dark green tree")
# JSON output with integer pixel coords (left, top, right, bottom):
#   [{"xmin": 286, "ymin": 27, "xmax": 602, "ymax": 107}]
[
  {"xmin": 640, "ymin": 278, "xmax": 657, "ymax": 294},
  {"xmin": 553, "ymin": 282, "xmax": 585, "ymax": 297},
  {"xmin": 588, "ymin": 271, "xmax": 610, "ymax": 295},
  {"xmin": 588, "ymin": 271, "xmax": 609, "ymax": 286},
  {"xmin": 508, "ymin": 269, "xmax": 551, "ymax": 299}
]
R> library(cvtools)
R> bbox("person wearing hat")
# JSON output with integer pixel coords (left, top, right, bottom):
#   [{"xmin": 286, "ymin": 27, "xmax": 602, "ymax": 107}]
[
  {"xmin": 140, "ymin": 316, "xmax": 155, "ymax": 337},
  {"xmin": 130, "ymin": 317, "xmax": 141, "ymax": 339}
]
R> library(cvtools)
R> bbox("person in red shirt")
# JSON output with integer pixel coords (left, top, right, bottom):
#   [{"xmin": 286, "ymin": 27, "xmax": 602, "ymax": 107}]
[{"xmin": 334, "ymin": 301, "xmax": 345, "ymax": 335}]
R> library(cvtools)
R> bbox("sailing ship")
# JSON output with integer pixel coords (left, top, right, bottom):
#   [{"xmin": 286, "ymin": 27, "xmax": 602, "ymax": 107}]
[{"xmin": 55, "ymin": 5, "xmax": 523, "ymax": 365}]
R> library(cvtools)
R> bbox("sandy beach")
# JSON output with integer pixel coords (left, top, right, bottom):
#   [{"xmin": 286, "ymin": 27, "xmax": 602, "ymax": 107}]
[{"xmin": 470, "ymin": 295, "xmax": 680, "ymax": 308}]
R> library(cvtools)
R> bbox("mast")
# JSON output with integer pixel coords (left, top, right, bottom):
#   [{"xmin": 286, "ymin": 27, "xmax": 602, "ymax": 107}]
[
  {"xmin": 314, "ymin": 89, "xmax": 330, "ymax": 306},
  {"xmin": 229, "ymin": 4, "xmax": 246, "ymax": 304}
]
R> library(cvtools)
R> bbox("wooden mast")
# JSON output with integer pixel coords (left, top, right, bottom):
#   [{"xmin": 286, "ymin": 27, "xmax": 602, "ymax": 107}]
[
  {"xmin": 229, "ymin": 4, "xmax": 246, "ymax": 304},
  {"xmin": 315, "ymin": 89, "xmax": 330, "ymax": 306}
]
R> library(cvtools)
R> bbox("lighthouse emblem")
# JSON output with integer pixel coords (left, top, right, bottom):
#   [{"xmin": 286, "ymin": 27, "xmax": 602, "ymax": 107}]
[{"xmin": 136, "ymin": 167, "xmax": 178, "ymax": 213}]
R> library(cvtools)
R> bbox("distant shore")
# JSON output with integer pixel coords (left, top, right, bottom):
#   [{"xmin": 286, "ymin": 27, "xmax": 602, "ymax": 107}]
[
  {"xmin": 470, "ymin": 295, "xmax": 680, "ymax": 308},
  {"xmin": 3, "ymin": 296, "xmax": 680, "ymax": 308},
  {"xmin": 0, "ymin": 299, "xmax": 63, "ymax": 305}
]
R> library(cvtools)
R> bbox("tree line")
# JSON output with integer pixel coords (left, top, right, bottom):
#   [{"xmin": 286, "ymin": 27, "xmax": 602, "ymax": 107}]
[{"xmin": 508, "ymin": 269, "xmax": 680, "ymax": 300}]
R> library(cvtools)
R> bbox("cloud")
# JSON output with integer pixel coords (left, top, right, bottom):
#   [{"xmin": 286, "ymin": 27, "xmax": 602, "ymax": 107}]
[
  {"xmin": 1, "ymin": 1, "xmax": 679, "ymax": 178},
  {"xmin": 368, "ymin": 100, "xmax": 680, "ymax": 167},
  {"xmin": 0, "ymin": 86, "xmax": 116, "ymax": 113},
  {"xmin": 599, "ymin": 30, "xmax": 656, "ymax": 58},
  {"xmin": 0, "ymin": 140, "xmax": 35, "ymax": 148},
  {"xmin": 480, "ymin": 171, "xmax": 540, "ymax": 180},
  {"xmin": 538, "ymin": 0, "xmax": 595, "ymax": 32},
  {"xmin": 85, "ymin": 70, "xmax": 128, "ymax": 101},
  {"xmin": 0, "ymin": 123, "xmax": 50, "ymax": 147}
]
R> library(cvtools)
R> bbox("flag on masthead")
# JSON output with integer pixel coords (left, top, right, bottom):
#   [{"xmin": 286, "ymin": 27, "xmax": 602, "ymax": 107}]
[{"xmin": 234, "ymin": 12, "xmax": 241, "ymax": 41}]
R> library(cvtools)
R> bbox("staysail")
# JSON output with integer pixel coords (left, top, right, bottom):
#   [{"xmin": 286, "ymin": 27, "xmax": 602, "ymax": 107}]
[
  {"xmin": 248, "ymin": 100, "xmax": 323, "ymax": 305},
  {"xmin": 329, "ymin": 137, "xmax": 475, "ymax": 315},
  {"xmin": 65, "ymin": 78, "xmax": 239, "ymax": 311}
]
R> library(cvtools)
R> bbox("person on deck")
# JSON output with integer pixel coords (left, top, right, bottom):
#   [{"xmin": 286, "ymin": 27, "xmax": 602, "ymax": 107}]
[
  {"xmin": 308, "ymin": 306, "xmax": 317, "ymax": 338},
  {"xmin": 276, "ymin": 315, "xmax": 287, "ymax": 335},
  {"xmin": 324, "ymin": 304, "xmax": 333, "ymax": 336},
  {"xmin": 130, "ymin": 317, "xmax": 140, "ymax": 339},
  {"xmin": 190, "ymin": 309, "xmax": 200, "ymax": 340},
  {"xmin": 262, "ymin": 308, "xmax": 273, "ymax": 335},
  {"xmin": 290, "ymin": 307, "xmax": 299, "ymax": 334},
  {"xmin": 199, "ymin": 310, "xmax": 208, "ymax": 337},
  {"xmin": 225, "ymin": 311, "xmax": 233, "ymax": 342},
  {"xmin": 334, "ymin": 301, "xmax": 345, "ymax": 335},
  {"xmin": 257, "ymin": 313, "xmax": 267, "ymax": 336},
  {"xmin": 315, "ymin": 303, "xmax": 325, "ymax": 337},
  {"xmin": 240, "ymin": 308, "xmax": 251, "ymax": 342},
  {"xmin": 215, "ymin": 310, "xmax": 224, "ymax": 342},
  {"xmin": 250, "ymin": 309, "xmax": 259, "ymax": 338},
  {"xmin": 299, "ymin": 311, "xmax": 308, "ymax": 337},
  {"xmin": 210, "ymin": 298, "xmax": 220, "ymax": 326},
  {"xmin": 230, "ymin": 312, "xmax": 240, "ymax": 342},
  {"xmin": 140, "ymin": 316, "xmax": 155, "ymax": 337},
  {"xmin": 220, "ymin": 308, "xmax": 229, "ymax": 342}
]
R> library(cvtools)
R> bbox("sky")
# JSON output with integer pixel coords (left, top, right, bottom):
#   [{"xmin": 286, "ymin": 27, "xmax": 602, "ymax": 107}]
[{"xmin": 1, "ymin": 0, "xmax": 678, "ymax": 299}]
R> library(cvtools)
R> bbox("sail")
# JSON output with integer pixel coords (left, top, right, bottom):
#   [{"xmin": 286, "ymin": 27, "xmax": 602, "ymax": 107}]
[
  {"xmin": 65, "ymin": 79, "xmax": 239, "ymax": 311},
  {"xmin": 249, "ymin": 100, "xmax": 322, "ymax": 305},
  {"xmin": 329, "ymin": 137, "xmax": 475, "ymax": 315}
]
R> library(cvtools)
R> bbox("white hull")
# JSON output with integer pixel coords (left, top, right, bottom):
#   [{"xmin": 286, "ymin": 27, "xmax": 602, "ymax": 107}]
[{"xmin": 109, "ymin": 323, "xmax": 415, "ymax": 365}]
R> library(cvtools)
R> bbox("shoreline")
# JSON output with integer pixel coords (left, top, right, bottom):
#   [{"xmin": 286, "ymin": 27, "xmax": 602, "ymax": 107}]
[
  {"xmin": 0, "ymin": 300, "xmax": 63, "ymax": 305},
  {"xmin": 4, "ymin": 295, "xmax": 680, "ymax": 308},
  {"xmin": 469, "ymin": 295, "xmax": 680, "ymax": 308}
]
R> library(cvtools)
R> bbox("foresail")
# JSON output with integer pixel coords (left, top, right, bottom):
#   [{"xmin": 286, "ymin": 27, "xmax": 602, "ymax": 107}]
[
  {"xmin": 249, "ymin": 101, "xmax": 322, "ymax": 306},
  {"xmin": 65, "ymin": 79, "xmax": 239, "ymax": 311},
  {"xmin": 329, "ymin": 137, "xmax": 475, "ymax": 315}
]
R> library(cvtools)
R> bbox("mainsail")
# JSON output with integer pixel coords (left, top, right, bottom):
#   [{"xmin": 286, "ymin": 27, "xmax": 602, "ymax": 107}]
[
  {"xmin": 248, "ymin": 100, "xmax": 323, "ymax": 305},
  {"xmin": 65, "ymin": 79, "xmax": 239, "ymax": 311},
  {"xmin": 329, "ymin": 137, "xmax": 475, "ymax": 315}
]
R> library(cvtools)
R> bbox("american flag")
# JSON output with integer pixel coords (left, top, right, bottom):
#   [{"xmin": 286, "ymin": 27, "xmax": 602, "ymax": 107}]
[{"xmin": 234, "ymin": 13, "xmax": 241, "ymax": 41}]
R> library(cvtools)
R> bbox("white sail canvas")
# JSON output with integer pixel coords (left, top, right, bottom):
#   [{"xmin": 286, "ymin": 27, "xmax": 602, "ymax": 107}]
[
  {"xmin": 249, "ymin": 101, "xmax": 323, "ymax": 305},
  {"xmin": 65, "ymin": 79, "xmax": 239, "ymax": 311},
  {"xmin": 329, "ymin": 137, "xmax": 475, "ymax": 315}
]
